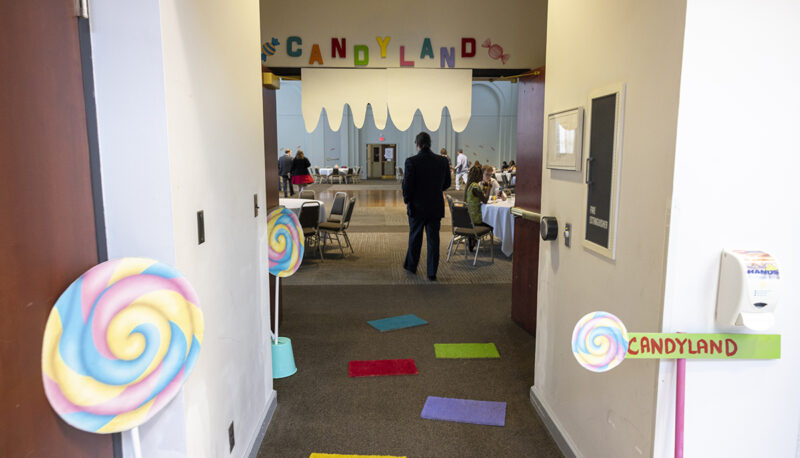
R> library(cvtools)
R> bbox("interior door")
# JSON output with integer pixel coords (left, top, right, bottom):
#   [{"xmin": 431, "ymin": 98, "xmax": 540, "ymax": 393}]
[
  {"xmin": 511, "ymin": 70, "xmax": 545, "ymax": 334},
  {"xmin": 0, "ymin": 1, "xmax": 113, "ymax": 456},
  {"xmin": 381, "ymin": 144, "xmax": 396, "ymax": 178}
]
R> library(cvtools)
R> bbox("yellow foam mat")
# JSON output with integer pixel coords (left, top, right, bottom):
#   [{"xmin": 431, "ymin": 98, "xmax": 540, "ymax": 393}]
[{"xmin": 310, "ymin": 454, "xmax": 406, "ymax": 458}]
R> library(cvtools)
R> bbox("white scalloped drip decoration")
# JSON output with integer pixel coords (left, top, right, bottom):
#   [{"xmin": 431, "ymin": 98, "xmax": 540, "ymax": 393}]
[{"xmin": 301, "ymin": 68, "xmax": 472, "ymax": 133}]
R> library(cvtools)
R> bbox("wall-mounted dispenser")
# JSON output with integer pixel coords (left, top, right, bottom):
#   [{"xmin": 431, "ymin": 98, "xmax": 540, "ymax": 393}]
[{"xmin": 716, "ymin": 250, "xmax": 780, "ymax": 331}]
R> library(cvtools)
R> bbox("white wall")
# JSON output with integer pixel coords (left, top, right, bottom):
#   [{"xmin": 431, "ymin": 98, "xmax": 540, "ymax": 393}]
[
  {"xmin": 533, "ymin": 2, "xmax": 687, "ymax": 457},
  {"xmin": 259, "ymin": 0, "xmax": 547, "ymax": 69},
  {"xmin": 90, "ymin": 0, "xmax": 274, "ymax": 457},
  {"xmin": 159, "ymin": 0, "xmax": 273, "ymax": 457},
  {"xmin": 89, "ymin": 1, "xmax": 188, "ymax": 455},
  {"xmin": 655, "ymin": 1, "xmax": 800, "ymax": 457},
  {"xmin": 276, "ymin": 80, "xmax": 517, "ymax": 174}
]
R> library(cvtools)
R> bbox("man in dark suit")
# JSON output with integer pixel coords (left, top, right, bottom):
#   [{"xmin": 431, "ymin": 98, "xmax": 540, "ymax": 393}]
[
  {"xmin": 278, "ymin": 149, "xmax": 294, "ymax": 197},
  {"xmin": 402, "ymin": 132, "xmax": 451, "ymax": 281}
]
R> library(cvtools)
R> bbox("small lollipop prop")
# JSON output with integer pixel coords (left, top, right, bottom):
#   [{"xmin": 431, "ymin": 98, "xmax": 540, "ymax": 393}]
[
  {"xmin": 571, "ymin": 311, "xmax": 629, "ymax": 373},
  {"xmin": 267, "ymin": 206, "xmax": 304, "ymax": 378},
  {"xmin": 572, "ymin": 311, "xmax": 780, "ymax": 457},
  {"xmin": 41, "ymin": 258, "xmax": 204, "ymax": 458}
]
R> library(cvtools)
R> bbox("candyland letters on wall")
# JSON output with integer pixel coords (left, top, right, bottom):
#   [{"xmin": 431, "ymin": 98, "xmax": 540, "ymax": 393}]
[{"xmin": 261, "ymin": 36, "xmax": 511, "ymax": 68}]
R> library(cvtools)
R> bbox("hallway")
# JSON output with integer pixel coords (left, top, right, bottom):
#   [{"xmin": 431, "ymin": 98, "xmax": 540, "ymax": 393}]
[{"xmin": 257, "ymin": 183, "xmax": 560, "ymax": 457}]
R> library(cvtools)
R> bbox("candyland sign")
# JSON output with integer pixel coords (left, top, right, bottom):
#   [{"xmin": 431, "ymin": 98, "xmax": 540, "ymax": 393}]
[{"xmin": 259, "ymin": 0, "xmax": 547, "ymax": 69}]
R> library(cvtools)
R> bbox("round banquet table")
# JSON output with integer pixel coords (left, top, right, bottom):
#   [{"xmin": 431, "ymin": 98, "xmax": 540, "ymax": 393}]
[
  {"xmin": 319, "ymin": 167, "xmax": 348, "ymax": 176},
  {"xmin": 278, "ymin": 198, "xmax": 327, "ymax": 223},
  {"xmin": 481, "ymin": 197, "xmax": 515, "ymax": 257}
]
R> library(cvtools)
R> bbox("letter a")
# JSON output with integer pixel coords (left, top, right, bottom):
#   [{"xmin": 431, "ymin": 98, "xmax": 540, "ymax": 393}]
[
  {"xmin": 309, "ymin": 43, "xmax": 323, "ymax": 65},
  {"xmin": 420, "ymin": 38, "xmax": 434, "ymax": 59}
]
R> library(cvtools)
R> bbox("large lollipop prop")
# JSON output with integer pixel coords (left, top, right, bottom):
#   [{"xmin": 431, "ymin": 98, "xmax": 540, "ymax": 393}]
[
  {"xmin": 41, "ymin": 258, "xmax": 204, "ymax": 458},
  {"xmin": 267, "ymin": 206, "xmax": 304, "ymax": 379}
]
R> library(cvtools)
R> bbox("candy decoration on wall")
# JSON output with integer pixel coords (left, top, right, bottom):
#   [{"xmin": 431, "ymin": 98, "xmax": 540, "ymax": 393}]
[
  {"xmin": 267, "ymin": 206, "xmax": 305, "ymax": 378},
  {"xmin": 482, "ymin": 39, "xmax": 509, "ymax": 64},
  {"xmin": 41, "ymin": 258, "xmax": 204, "ymax": 436},
  {"xmin": 572, "ymin": 310, "xmax": 780, "ymax": 457},
  {"xmin": 262, "ymin": 37, "xmax": 280, "ymax": 62},
  {"xmin": 267, "ymin": 206, "xmax": 305, "ymax": 278},
  {"xmin": 571, "ymin": 311, "xmax": 628, "ymax": 373}
]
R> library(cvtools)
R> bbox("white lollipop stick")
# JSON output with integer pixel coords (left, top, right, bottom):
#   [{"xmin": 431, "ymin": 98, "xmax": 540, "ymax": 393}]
[
  {"xmin": 131, "ymin": 426, "xmax": 142, "ymax": 458},
  {"xmin": 273, "ymin": 276, "xmax": 280, "ymax": 344}
]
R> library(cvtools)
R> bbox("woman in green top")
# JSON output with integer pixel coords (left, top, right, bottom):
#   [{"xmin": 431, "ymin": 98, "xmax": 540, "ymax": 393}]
[{"xmin": 464, "ymin": 166, "xmax": 493, "ymax": 251}]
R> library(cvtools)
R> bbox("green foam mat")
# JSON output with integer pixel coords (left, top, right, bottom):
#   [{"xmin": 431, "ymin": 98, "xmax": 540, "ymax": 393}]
[{"xmin": 434, "ymin": 343, "xmax": 500, "ymax": 359}]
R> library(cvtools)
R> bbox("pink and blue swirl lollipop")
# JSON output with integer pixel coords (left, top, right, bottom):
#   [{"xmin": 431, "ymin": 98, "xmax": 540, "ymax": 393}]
[
  {"xmin": 268, "ymin": 207, "xmax": 305, "ymax": 277},
  {"xmin": 41, "ymin": 258, "xmax": 204, "ymax": 433},
  {"xmin": 572, "ymin": 311, "xmax": 629, "ymax": 372}
]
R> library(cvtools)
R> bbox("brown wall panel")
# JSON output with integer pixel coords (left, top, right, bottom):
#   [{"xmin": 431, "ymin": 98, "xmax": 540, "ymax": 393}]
[
  {"xmin": 263, "ymin": 87, "xmax": 283, "ymax": 330},
  {"xmin": 0, "ymin": 1, "xmax": 112, "ymax": 456},
  {"xmin": 511, "ymin": 71, "xmax": 546, "ymax": 334}
]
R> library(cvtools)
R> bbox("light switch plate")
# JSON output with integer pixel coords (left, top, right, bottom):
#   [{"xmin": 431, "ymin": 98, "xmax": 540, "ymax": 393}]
[{"xmin": 197, "ymin": 211, "xmax": 205, "ymax": 244}]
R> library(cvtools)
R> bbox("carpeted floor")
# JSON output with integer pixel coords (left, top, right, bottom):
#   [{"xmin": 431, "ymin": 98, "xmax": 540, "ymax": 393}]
[
  {"xmin": 255, "ymin": 285, "xmax": 561, "ymax": 458},
  {"xmin": 257, "ymin": 181, "xmax": 558, "ymax": 457}
]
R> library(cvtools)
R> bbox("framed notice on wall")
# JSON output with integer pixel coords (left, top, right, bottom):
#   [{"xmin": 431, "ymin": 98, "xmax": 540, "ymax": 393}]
[
  {"xmin": 583, "ymin": 84, "xmax": 626, "ymax": 259},
  {"xmin": 546, "ymin": 107, "xmax": 584, "ymax": 170}
]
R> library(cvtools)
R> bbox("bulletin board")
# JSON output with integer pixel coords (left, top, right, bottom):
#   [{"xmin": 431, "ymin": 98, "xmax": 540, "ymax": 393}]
[{"xmin": 583, "ymin": 84, "xmax": 625, "ymax": 259}]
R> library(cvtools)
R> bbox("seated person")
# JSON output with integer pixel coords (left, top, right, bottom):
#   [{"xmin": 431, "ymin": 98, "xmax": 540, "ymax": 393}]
[
  {"xmin": 483, "ymin": 165, "xmax": 507, "ymax": 201},
  {"xmin": 501, "ymin": 161, "xmax": 509, "ymax": 171},
  {"xmin": 465, "ymin": 167, "xmax": 496, "ymax": 251}
]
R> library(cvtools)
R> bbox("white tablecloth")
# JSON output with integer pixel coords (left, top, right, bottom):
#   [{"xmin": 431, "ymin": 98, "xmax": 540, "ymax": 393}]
[
  {"xmin": 319, "ymin": 167, "xmax": 348, "ymax": 176},
  {"xmin": 279, "ymin": 198, "xmax": 327, "ymax": 223},
  {"xmin": 481, "ymin": 198, "xmax": 515, "ymax": 257}
]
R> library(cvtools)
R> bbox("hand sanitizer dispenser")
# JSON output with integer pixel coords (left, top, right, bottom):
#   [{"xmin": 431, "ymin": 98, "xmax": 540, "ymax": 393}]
[{"xmin": 716, "ymin": 250, "xmax": 780, "ymax": 331}]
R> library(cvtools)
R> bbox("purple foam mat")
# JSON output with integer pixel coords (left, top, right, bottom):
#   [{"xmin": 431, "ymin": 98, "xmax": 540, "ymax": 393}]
[{"xmin": 420, "ymin": 396, "xmax": 506, "ymax": 426}]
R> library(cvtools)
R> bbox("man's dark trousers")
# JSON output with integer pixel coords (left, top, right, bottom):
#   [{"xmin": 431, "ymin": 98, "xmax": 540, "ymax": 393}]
[
  {"xmin": 404, "ymin": 216, "xmax": 441, "ymax": 277},
  {"xmin": 281, "ymin": 175, "xmax": 294, "ymax": 197}
]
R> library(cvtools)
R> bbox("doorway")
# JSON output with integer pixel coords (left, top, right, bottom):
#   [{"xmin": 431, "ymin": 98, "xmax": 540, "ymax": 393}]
[{"xmin": 366, "ymin": 143, "xmax": 397, "ymax": 179}]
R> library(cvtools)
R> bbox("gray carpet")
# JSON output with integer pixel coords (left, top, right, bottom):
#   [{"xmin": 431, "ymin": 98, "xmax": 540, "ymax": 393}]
[
  {"xmin": 255, "ymin": 285, "xmax": 561, "ymax": 458},
  {"xmin": 286, "ymin": 232, "xmax": 511, "ymax": 286}
]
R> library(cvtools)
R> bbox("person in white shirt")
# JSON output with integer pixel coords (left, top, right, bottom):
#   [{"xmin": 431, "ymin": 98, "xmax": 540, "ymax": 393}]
[
  {"xmin": 454, "ymin": 149, "xmax": 469, "ymax": 191},
  {"xmin": 483, "ymin": 165, "xmax": 507, "ymax": 201}
]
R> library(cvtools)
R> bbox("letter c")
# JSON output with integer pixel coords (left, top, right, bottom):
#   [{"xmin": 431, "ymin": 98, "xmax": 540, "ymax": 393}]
[
  {"xmin": 628, "ymin": 337, "xmax": 639, "ymax": 355},
  {"xmin": 287, "ymin": 36, "xmax": 302, "ymax": 57}
]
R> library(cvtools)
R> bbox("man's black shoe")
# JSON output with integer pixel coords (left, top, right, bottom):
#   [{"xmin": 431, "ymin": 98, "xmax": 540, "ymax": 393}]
[{"xmin": 428, "ymin": 276, "xmax": 437, "ymax": 281}]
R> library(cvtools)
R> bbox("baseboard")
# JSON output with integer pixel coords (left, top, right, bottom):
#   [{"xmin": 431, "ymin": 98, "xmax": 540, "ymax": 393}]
[
  {"xmin": 246, "ymin": 390, "xmax": 278, "ymax": 458},
  {"xmin": 529, "ymin": 386, "xmax": 581, "ymax": 458}
]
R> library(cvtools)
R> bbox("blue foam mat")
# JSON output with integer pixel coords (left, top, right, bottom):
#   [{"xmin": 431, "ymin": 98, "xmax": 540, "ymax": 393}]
[{"xmin": 367, "ymin": 314, "xmax": 428, "ymax": 332}]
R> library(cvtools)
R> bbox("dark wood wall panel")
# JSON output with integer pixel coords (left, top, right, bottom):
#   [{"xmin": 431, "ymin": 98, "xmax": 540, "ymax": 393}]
[
  {"xmin": 263, "ymin": 87, "xmax": 283, "ymax": 330},
  {"xmin": 511, "ymin": 71, "xmax": 546, "ymax": 334},
  {"xmin": 0, "ymin": 1, "xmax": 112, "ymax": 456}
]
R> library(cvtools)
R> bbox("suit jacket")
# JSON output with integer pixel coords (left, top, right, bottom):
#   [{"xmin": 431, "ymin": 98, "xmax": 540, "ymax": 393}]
[
  {"xmin": 278, "ymin": 154, "xmax": 293, "ymax": 176},
  {"xmin": 402, "ymin": 147, "xmax": 451, "ymax": 220}
]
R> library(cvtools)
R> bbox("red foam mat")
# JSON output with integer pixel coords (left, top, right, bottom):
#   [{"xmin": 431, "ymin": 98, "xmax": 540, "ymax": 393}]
[{"xmin": 348, "ymin": 359, "xmax": 419, "ymax": 377}]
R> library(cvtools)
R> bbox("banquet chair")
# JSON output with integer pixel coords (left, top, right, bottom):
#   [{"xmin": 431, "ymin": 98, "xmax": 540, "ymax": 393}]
[
  {"xmin": 298, "ymin": 202, "xmax": 323, "ymax": 261},
  {"xmin": 319, "ymin": 196, "xmax": 356, "ymax": 257},
  {"xmin": 445, "ymin": 195, "xmax": 468, "ymax": 263},
  {"xmin": 313, "ymin": 167, "xmax": 323, "ymax": 184},
  {"xmin": 449, "ymin": 202, "xmax": 493, "ymax": 266},
  {"xmin": 345, "ymin": 167, "xmax": 355, "ymax": 184},
  {"xmin": 501, "ymin": 174, "xmax": 514, "ymax": 196},
  {"xmin": 330, "ymin": 167, "xmax": 342, "ymax": 184},
  {"xmin": 327, "ymin": 192, "xmax": 347, "ymax": 223},
  {"xmin": 397, "ymin": 167, "xmax": 404, "ymax": 181},
  {"xmin": 352, "ymin": 166, "xmax": 361, "ymax": 183},
  {"xmin": 299, "ymin": 189, "xmax": 316, "ymax": 199}
]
